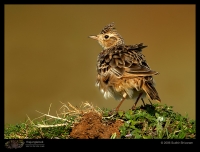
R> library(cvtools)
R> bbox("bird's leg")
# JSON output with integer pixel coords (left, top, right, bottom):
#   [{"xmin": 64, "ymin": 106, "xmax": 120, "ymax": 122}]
[
  {"xmin": 141, "ymin": 98, "xmax": 146, "ymax": 107},
  {"xmin": 148, "ymin": 99, "xmax": 153, "ymax": 105},
  {"xmin": 131, "ymin": 92, "xmax": 143, "ymax": 110},
  {"xmin": 115, "ymin": 93, "xmax": 127, "ymax": 111},
  {"xmin": 115, "ymin": 98, "xmax": 126, "ymax": 112}
]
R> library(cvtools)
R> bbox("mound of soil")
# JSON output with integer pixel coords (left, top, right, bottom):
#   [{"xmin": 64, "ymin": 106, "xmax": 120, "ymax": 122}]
[{"xmin": 70, "ymin": 111, "xmax": 123, "ymax": 139}]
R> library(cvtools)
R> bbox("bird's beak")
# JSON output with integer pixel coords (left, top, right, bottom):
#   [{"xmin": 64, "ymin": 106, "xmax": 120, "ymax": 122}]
[{"xmin": 88, "ymin": 35, "xmax": 98, "ymax": 40}]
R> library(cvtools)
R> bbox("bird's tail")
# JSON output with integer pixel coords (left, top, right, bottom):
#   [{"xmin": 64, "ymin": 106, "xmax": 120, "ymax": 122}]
[{"xmin": 142, "ymin": 79, "xmax": 161, "ymax": 102}]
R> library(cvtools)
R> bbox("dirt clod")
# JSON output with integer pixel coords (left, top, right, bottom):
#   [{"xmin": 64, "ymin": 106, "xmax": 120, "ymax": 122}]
[{"xmin": 70, "ymin": 111, "xmax": 123, "ymax": 139}]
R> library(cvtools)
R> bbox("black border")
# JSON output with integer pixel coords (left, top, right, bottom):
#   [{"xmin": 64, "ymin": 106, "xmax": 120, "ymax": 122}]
[
  {"xmin": 4, "ymin": 3, "xmax": 197, "ymax": 150},
  {"xmin": 4, "ymin": 139, "xmax": 197, "ymax": 150}
]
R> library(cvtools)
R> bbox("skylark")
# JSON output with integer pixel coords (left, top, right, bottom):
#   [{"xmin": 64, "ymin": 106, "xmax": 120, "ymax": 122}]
[{"xmin": 89, "ymin": 22, "xmax": 161, "ymax": 111}]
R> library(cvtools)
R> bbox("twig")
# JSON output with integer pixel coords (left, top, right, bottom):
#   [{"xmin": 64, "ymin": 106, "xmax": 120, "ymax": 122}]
[{"xmin": 35, "ymin": 123, "xmax": 68, "ymax": 128}]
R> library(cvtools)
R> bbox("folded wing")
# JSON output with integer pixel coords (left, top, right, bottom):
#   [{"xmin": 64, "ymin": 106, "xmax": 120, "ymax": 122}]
[{"xmin": 97, "ymin": 43, "xmax": 158, "ymax": 78}]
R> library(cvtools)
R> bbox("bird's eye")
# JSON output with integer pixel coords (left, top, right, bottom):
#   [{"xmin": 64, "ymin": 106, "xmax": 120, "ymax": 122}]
[{"xmin": 104, "ymin": 35, "xmax": 109, "ymax": 39}]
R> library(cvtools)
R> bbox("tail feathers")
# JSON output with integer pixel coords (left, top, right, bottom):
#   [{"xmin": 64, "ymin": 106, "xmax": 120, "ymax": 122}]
[{"xmin": 143, "ymin": 81, "xmax": 161, "ymax": 102}]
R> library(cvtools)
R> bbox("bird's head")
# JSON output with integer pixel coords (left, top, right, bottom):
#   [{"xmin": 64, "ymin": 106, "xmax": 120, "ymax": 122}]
[{"xmin": 89, "ymin": 22, "xmax": 124, "ymax": 49}]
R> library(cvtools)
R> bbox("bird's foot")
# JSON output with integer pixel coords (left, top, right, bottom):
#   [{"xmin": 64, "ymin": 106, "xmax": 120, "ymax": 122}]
[
  {"xmin": 108, "ymin": 108, "xmax": 119, "ymax": 115},
  {"xmin": 131, "ymin": 105, "xmax": 136, "ymax": 111}
]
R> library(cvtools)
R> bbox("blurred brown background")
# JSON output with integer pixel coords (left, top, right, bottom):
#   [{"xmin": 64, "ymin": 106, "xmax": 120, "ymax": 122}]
[{"xmin": 5, "ymin": 5, "xmax": 195, "ymax": 125}]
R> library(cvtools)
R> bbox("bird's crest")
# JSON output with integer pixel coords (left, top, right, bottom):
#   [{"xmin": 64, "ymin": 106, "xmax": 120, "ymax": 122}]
[{"xmin": 100, "ymin": 22, "xmax": 116, "ymax": 34}]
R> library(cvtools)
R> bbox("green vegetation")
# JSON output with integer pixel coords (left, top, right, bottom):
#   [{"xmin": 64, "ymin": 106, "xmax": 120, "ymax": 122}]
[
  {"xmin": 117, "ymin": 104, "xmax": 195, "ymax": 139},
  {"xmin": 4, "ymin": 102, "xmax": 195, "ymax": 139}
]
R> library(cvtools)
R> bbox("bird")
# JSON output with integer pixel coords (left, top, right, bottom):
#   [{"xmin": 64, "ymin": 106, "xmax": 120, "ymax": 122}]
[{"xmin": 89, "ymin": 22, "xmax": 161, "ymax": 111}]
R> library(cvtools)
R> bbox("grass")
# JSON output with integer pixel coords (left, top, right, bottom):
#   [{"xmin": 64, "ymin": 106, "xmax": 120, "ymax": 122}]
[
  {"xmin": 4, "ymin": 102, "xmax": 196, "ymax": 139},
  {"xmin": 117, "ymin": 104, "xmax": 195, "ymax": 139}
]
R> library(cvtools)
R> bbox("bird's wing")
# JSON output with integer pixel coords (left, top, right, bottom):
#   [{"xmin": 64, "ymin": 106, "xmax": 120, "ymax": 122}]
[{"xmin": 97, "ymin": 44, "xmax": 158, "ymax": 78}]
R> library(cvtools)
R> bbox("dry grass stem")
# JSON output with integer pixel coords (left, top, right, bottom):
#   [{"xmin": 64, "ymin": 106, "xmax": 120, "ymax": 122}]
[{"xmin": 27, "ymin": 101, "xmax": 103, "ymax": 128}]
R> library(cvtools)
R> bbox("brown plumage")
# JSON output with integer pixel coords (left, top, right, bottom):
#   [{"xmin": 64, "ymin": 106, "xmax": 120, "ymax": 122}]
[{"xmin": 89, "ymin": 22, "xmax": 161, "ymax": 111}]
